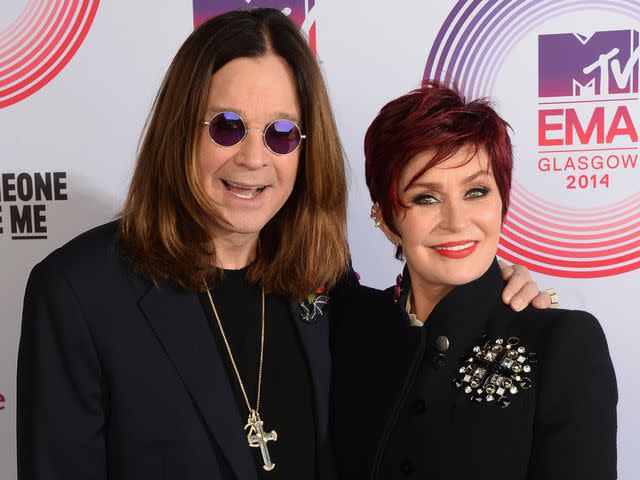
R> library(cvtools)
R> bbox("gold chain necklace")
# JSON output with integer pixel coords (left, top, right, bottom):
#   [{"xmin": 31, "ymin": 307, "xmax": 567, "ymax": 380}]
[{"xmin": 204, "ymin": 281, "xmax": 278, "ymax": 472}]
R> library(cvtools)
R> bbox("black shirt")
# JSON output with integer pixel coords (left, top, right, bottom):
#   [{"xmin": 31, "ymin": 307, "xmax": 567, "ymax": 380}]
[{"xmin": 199, "ymin": 267, "xmax": 317, "ymax": 479}]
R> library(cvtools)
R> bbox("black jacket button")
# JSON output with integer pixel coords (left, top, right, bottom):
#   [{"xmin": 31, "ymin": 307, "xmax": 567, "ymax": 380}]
[
  {"xmin": 400, "ymin": 460, "xmax": 414, "ymax": 475},
  {"xmin": 432, "ymin": 353, "xmax": 447, "ymax": 369},
  {"xmin": 412, "ymin": 399, "xmax": 427, "ymax": 415}
]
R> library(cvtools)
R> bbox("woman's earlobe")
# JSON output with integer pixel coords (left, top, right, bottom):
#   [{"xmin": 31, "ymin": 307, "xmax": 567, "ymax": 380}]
[
  {"xmin": 370, "ymin": 203, "xmax": 382, "ymax": 228},
  {"xmin": 385, "ymin": 229, "xmax": 401, "ymax": 247},
  {"xmin": 371, "ymin": 202, "xmax": 402, "ymax": 246}
]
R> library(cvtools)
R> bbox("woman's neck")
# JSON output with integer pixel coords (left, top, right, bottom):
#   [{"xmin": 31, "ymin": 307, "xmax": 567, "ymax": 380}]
[{"xmin": 407, "ymin": 267, "xmax": 453, "ymax": 324}]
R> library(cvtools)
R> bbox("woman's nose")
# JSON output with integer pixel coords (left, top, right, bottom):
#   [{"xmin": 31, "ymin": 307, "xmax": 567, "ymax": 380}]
[{"xmin": 440, "ymin": 200, "xmax": 467, "ymax": 231}]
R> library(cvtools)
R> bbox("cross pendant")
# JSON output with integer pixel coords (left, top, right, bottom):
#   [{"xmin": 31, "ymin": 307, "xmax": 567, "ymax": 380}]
[{"xmin": 245, "ymin": 410, "xmax": 278, "ymax": 471}]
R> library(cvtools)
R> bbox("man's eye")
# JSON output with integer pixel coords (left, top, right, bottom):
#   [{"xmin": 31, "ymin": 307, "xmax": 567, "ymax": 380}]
[
  {"xmin": 412, "ymin": 194, "xmax": 439, "ymax": 205},
  {"xmin": 465, "ymin": 187, "xmax": 490, "ymax": 199}
]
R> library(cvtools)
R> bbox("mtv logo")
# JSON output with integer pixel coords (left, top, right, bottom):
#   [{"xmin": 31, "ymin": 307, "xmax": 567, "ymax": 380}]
[
  {"xmin": 539, "ymin": 29, "xmax": 639, "ymax": 97},
  {"xmin": 193, "ymin": 0, "xmax": 314, "ymax": 30}
]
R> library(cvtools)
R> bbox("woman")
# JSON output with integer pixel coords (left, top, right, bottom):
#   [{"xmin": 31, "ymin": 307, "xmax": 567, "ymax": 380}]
[
  {"xmin": 17, "ymin": 9, "xmax": 550, "ymax": 480},
  {"xmin": 331, "ymin": 82, "xmax": 617, "ymax": 480}
]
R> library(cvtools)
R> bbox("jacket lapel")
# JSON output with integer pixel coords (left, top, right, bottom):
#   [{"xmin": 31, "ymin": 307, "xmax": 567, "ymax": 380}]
[
  {"xmin": 138, "ymin": 281, "xmax": 258, "ymax": 480},
  {"xmin": 289, "ymin": 298, "xmax": 332, "ymax": 447}
]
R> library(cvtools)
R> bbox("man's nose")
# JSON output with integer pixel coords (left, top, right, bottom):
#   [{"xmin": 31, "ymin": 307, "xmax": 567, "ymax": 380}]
[{"xmin": 234, "ymin": 128, "xmax": 269, "ymax": 169}]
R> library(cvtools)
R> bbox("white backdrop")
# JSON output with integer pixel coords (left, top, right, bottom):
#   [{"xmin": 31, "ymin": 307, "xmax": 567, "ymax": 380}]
[{"xmin": 1, "ymin": 1, "xmax": 637, "ymax": 478}]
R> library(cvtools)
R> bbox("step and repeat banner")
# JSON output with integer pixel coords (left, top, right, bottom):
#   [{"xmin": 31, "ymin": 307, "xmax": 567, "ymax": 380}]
[{"xmin": 1, "ymin": 0, "xmax": 638, "ymax": 478}]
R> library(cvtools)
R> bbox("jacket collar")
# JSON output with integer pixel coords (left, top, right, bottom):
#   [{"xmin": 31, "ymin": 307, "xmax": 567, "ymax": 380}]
[{"xmin": 396, "ymin": 258, "xmax": 505, "ymax": 356}]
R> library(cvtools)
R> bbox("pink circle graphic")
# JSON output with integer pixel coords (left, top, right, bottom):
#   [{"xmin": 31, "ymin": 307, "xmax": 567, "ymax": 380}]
[
  {"xmin": 0, "ymin": 0, "xmax": 100, "ymax": 109},
  {"xmin": 424, "ymin": 0, "xmax": 640, "ymax": 278}
]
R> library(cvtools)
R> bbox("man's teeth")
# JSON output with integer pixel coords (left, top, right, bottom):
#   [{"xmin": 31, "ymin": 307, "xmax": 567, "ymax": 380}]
[
  {"xmin": 224, "ymin": 180, "xmax": 266, "ymax": 199},
  {"xmin": 434, "ymin": 242, "xmax": 477, "ymax": 251}
]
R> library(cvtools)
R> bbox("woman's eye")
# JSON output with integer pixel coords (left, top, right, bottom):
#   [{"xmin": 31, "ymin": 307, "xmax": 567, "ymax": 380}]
[
  {"xmin": 412, "ymin": 194, "xmax": 439, "ymax": 205},
  {"xmin": 465, "ymin": 187, "xmax": 490, "ymax": 199}
]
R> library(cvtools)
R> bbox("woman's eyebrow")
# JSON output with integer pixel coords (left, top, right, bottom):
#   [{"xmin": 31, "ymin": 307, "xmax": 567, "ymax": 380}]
[
  {"xmin": 463, "ymin": 169, "xmax": 491, "ymax": 183},
  {"xmin": 406, "ymin": 170, "xmax": 491, "ymax": 191}
]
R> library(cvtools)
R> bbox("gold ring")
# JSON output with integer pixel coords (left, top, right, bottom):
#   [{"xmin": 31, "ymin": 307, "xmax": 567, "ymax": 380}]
[{"xmin": 542, "ymin": 288, "xmax": 559, "ymax": 308}]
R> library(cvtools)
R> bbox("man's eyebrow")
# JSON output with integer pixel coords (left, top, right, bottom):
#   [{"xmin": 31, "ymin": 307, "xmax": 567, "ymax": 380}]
[
  {"xmin": 205, "ymin": 106, "xmax": 245, "ymax": 118},
  {"xmin": 205, "ymin": 106, "xmax": 300, "ymax": 123}
]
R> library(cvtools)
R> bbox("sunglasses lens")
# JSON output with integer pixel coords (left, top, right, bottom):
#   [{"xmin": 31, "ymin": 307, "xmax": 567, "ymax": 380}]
[
  {"xmin": 264, "ymin": 120, "xmax": 302, "ymax": 154},
  {"xmin": 208, "ymin": 111, "xmax": 245, "ymax": 146}
]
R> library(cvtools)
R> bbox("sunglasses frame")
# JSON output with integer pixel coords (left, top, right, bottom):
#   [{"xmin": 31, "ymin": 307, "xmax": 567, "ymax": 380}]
[{"xmin": 202, "ymin": 111, "xmax": 307, "ymax": 155}]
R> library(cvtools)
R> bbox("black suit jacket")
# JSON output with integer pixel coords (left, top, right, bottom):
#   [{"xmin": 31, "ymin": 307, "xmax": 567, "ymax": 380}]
[
  {"xmin": 331, "ymin": 260, "xmax": 617, "ymax": 480},
  {"xmin": 17, "ymin": 222, "xmax": 336, "ymax": 480}
]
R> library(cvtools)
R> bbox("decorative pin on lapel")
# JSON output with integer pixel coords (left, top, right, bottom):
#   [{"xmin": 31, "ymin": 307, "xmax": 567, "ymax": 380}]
[
  {"xmin": 299, "ymin": 287, "xmax": 328, "ymax": 323},
  {"xmin": 453, "ymin": 336, "xmax": 536, "ymax": 408}
]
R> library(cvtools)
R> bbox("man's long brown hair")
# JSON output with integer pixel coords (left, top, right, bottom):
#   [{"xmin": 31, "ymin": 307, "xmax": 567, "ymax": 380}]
[{"xmin": 118, "ymin": 9, "xmax": 349, "ymax": 297}]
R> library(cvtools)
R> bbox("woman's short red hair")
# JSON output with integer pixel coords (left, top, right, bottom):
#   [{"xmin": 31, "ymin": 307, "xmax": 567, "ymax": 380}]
[{"xmin": 364, "ymin": 81, "xmax": 513, "ymax": 258}]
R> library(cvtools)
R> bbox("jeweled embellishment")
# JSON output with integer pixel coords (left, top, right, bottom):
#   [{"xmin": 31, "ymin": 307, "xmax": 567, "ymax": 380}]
[
  {"xmin": 453, "ymin": 336, "xmax": 536, "ymax": 407},
  {"xmin": 299, "ymin": 290, "xmax": 329, "ymax": 323}
]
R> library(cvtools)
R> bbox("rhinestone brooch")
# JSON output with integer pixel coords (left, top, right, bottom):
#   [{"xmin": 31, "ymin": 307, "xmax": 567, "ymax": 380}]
[{"xmin": 453, "ymin": 336, "xmax": 536, "ymax": 408}]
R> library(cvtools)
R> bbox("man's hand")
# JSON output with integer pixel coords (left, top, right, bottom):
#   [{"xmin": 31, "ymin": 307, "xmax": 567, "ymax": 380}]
[{"xmin": 498, "ymin": 260, "xmax": 553, "ymax": 311}]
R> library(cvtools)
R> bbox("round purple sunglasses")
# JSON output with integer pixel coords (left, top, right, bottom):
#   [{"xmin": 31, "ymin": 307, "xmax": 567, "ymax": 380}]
[{"xmin": 203, "ymin": 111, "xmax": 306, "ymax": 155}]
